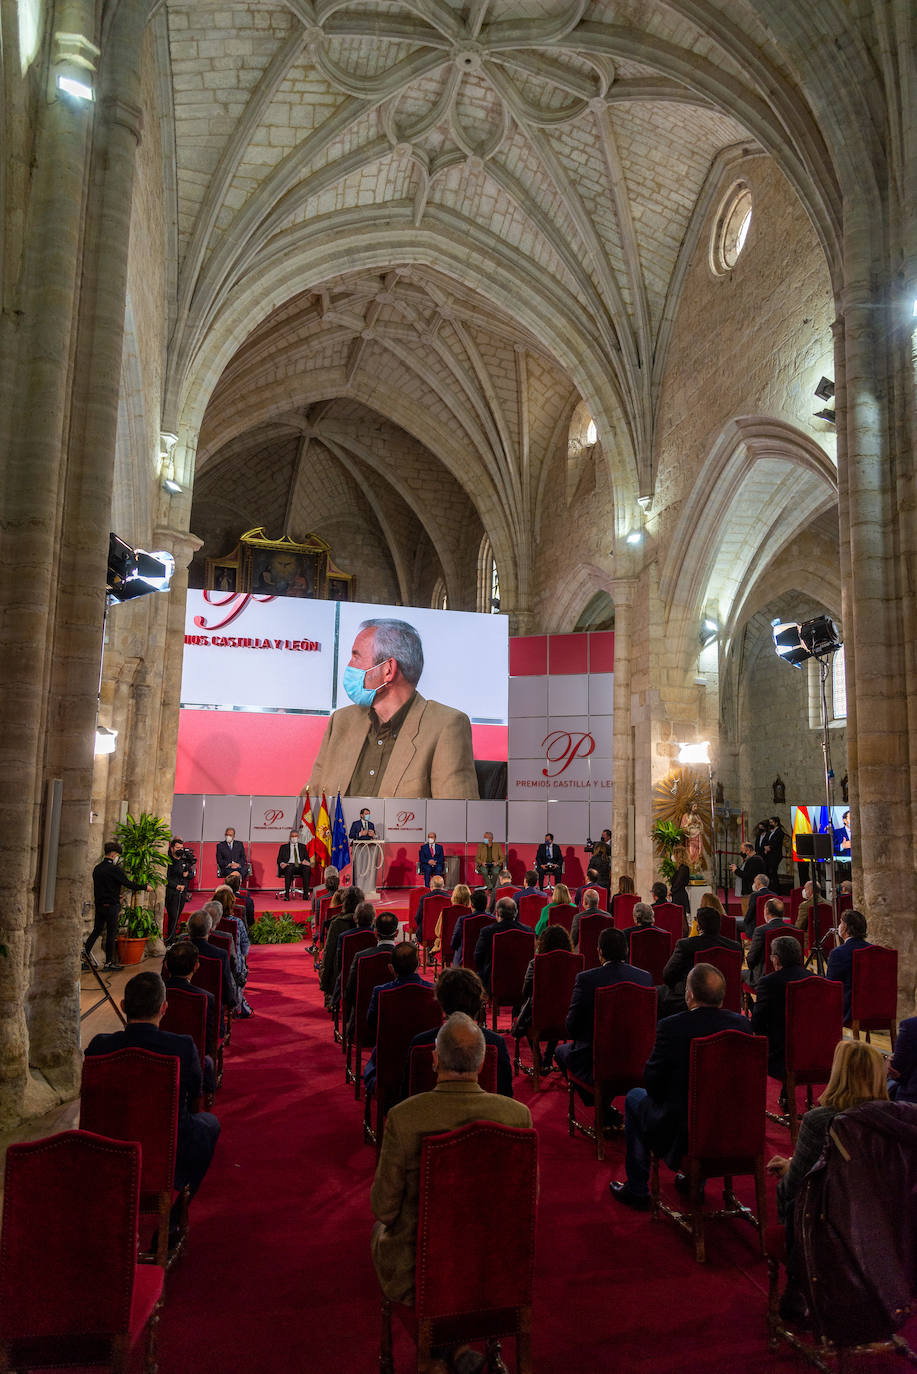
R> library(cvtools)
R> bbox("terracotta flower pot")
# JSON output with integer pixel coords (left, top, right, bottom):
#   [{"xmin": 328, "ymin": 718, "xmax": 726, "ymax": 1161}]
[{"xmin": 115, "ymin": 936, "xmax": 147, "ymax": 966}]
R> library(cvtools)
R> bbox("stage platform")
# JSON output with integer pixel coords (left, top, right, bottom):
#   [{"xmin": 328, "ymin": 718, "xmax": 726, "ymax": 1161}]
[{"xmin": 185, "ymin": 889, "xmax": 414, "ymax": 925}]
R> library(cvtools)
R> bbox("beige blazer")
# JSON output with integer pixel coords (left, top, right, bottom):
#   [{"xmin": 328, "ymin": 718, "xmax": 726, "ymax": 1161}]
[
  {"xmin": 370, "ymin": 1081, "xmax": 533, "ymax": 1303},
  {"xmin": 475, "ymin": 841, "xmax": 504, "ymax": 868},
  {"xmin": 306, "ymin": 693, "xmax": 479, "ymax": 799}
]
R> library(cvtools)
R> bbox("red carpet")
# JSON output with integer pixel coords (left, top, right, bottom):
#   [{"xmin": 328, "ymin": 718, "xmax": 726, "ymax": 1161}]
[{"xmin": 155, "ymin": 947, "xmax": 913, "ymax": 1372}]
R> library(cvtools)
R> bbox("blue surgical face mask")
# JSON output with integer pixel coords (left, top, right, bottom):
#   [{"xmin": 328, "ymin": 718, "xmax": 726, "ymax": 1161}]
[{"xmin": 343, "ymin": 664, "xmax": 378, "ymax": 708}]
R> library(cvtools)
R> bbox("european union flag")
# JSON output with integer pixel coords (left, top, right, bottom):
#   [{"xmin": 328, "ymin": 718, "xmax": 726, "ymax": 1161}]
[{"xmin": 331, "ymin": 792, "xmax": 350, "ymax": 872}]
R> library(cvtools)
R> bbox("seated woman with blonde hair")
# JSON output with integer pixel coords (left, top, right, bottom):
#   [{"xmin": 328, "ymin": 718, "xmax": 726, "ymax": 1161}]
[
  {"xmin": 689, "ymin": 890, "xmax": 726, "ymax": 937},
  {"xmin": 431, "ymin": 883, "xmax": 472, "ymax": 961},
  {"xmin": 767, "ymin": 1039, "xmax": 888, "ymax": 1325},
  {"xmin": 535, "ymin": 882, "xmax": 573, "ymax": 936}
]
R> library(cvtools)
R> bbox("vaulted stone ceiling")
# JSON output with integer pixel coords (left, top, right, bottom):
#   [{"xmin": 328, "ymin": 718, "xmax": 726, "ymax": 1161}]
[{"xmin": 168, "ymin": 0, "xmax": 833, "ymax": 611}]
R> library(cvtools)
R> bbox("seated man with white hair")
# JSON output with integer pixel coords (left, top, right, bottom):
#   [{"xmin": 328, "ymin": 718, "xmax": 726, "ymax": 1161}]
[
  {"xmin": 571, "ymin": 886, "xmax": 601, "ymax": 950},
  {"xmin": 187, "ymin": 906, "xmax": 245, "ymax": 1020},
  {"xmin": 370, "ymin": 1012, "xmax": 532, "ymax": 1305},
  {"xmin": 621, "ymin": 901, "xmax": 657, "ymax": 954}
]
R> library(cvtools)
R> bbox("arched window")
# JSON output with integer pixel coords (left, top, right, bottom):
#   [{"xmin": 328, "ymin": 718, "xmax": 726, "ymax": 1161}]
[
  {"xmin": 477, "ymin": 535, "xmax": 500, "ymax": 614},
  {"xmin": 711, "ymin": 182, "xmax": 753, "ymax": 275},
  {"xmin": 431, "ymin": 577, "xmax": 448, "ymax": 611}
]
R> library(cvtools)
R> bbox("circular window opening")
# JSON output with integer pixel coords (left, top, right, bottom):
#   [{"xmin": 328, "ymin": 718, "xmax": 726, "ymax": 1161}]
[{"xmin": 711, "ymin": 184, "xmax": 752, "ymax": 274}]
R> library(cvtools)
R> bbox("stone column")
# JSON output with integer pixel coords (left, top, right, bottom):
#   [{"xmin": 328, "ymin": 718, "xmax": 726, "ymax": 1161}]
[
  {"xmin": 610, "ymin": 575, "xmax": 636, "ymax": 882},
  {"xmin": 149, "ymin": 526, "xmax": 203, "ymax": 824}
]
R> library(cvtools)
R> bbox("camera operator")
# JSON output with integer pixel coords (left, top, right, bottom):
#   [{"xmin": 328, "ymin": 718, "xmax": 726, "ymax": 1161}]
[{"xmin": 584, "ymin": 829, "xmax": 612, "ymax": 895}]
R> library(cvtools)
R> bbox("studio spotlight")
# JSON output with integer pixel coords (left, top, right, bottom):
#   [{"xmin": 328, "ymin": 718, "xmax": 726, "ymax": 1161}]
[
  {"xmin": 700, "ymin": 617, "xmax": 718, "ymax": 647},
  {"xmin": 772, "ymin": 621, "xmax": 810, "ymax": 668},
  {"xmin": 107, "ymin": 533, "xmax": 175, "ymax": 602},
  {"xmin": 799, "ymin": 614, "xmax": 842, "ymax": 659},
  {"xmin": 814, "ymin": 407, "xmax": 836, "ymax": 424},
  {"xmin": 814, "ymin": 376, "xmax": 835, "ymax": 401}
]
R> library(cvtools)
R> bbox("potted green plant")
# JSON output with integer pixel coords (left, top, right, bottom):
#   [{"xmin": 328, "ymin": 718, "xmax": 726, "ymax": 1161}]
[
  {"xmin": 651, "ymin": 819, "xmax": 686, "ymax": 883},
  {"xmin": 114, "ymin": 812, "xmax": 171, "ymax": 963}
]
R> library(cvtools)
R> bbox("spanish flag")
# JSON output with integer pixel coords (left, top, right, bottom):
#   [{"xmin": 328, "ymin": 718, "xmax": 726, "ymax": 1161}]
[
  {"xmin": 792, "ymin": 806, "xmax": 812, "ymax": 862},
  {"xmin": 316, "ymin": 792, "xmax": 333, "ymax": 874}
]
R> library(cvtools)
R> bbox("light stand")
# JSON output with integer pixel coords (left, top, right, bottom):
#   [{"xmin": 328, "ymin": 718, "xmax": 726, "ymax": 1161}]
[{"xmin": 773, "ymin": 615, "xmax": 843, "ymax": 975}]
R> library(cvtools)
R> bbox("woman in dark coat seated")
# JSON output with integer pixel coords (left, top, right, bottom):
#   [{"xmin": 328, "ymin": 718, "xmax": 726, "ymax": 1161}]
[{"xmin": 512, "ymin": 925, "xmax": 573, "ymax": 1074}]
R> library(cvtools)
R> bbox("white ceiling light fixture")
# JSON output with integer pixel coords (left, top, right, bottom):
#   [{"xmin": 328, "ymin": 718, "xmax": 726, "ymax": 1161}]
[
  {"xmin": 94, "ymin": 726, "xmax": 118, "ymax": 756},
  {"xmin": 677, "ymin": 741, "xmax": 710, "ymax": 765}
]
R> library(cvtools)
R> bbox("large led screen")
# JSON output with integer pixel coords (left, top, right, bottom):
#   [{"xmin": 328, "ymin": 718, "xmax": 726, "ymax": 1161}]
[{"xmin": 179, "ymin": 591, "xmax": 508, "ymax": 799}]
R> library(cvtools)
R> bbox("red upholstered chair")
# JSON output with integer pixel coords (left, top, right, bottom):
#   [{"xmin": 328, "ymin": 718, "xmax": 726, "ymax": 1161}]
[
  {"xmin": 80, "ymin": 1049, "xmax": 187, "ymax": 1271},
  {"xmin": 215, "ymin": 916, "xmax": 239, "ymax": 956},
  {"xmin": 420, "ymin": 893, "xmax": 451, "ymax": 968},
  {"xmin": 192, "ymin": 952, "xmax": 231, "ymax": 1044},
  {"xmin": 0, "ymin": 1130, "xmax": 164, "ymax": 1373},
  {"xmin": 540, "ymin": 902, "xmax": 576, "ymax": 935},
  {"xmin": 720, "ymin": 913, "xmax": 738, "ymax": 943},
  {"xmin": 788, "ymin": 886, "xmax": 804, "ymax": 925},
  {"xmin": 806, "ymin": 901, "xmax": 835, "ymax": 951},
  {"xmin": 348, "ymin": 949, "xmax": 394, "ymax": 1098},
  {"xmin": 209, "ymin": 928, "xmax": 234, "ymax": 964},
  {"xmin": 380, "ymin": 1122, "xmax": 538, "ymax": 1374},
  {"xmin": 650, "ymin": 1030, "xmax": 768, "ymax": 1262},
  {"xmin": 460, "ymin": 912, "xmax": 492, "ymax": 971},
  {"xmin": 513, "ymin": 950, "xmax": 583, "ymax": 1089},
  {"xmin": 159, "ymin": 987, "xmax": 212, "ymax": 1105},
  {"xmin": 694, "ymin": 946, "xmax": 743, "ymax": 1014},
  {"xmin": 407, "ymin": 887, "xmax": 426, "ymax": 930},
  {"xmin": 365, "ymin": 983, "xmax": 441, "ymax": 1153},
  {"xmin": 577, "ymin": 912, "xmax": 614, "ymax": 970},
  {"xmin": 591, "ymin": 886, "xmax": 609, "ymax": 911},
  {"xmin": 752, "ymin": 894, "xmax": 773, "ymax": 930},
  {"xmin": 436, "ymin": 904, "xmax": 471, "ymax": 971},
  {"xmin": 517, "ymin": 893, "xmax": 543, "ymax": 929},
  {"xmin": 407, "ymin": 1042, "xmax": 498, "ymax": 1096},
  {"xmin": 629, "ymin": 927, "xmax": 673, "ymax": 983},
  {"xmin": 850, "ymin": 945, "xmax": 898, "ymax": 1045},
  {"xmin": 652, "ymin": 903, "xmax": 685, "ymax": 943},
  {"xmin": 494, "ymin": 884, "xmax": 518, "ymax": 903},
  {"xmin": 490, "ymin": 928, "xmax": 536, "ymax": 1031},
  {"xmin": 611, "ymin": 892, "xmax": 640, "ymax": 929},
  {"xmin": 335, "ymin": 928, "xmax": 377, "ymax": 1043},
  {"xmin": 567, "ymin": 981, "xmax": 657, "ymax": 1160},
  {"xmin": 783, "ymin": 976, "xmax": 843, "ymax": 1141},
  {"xmin": 836, "ymin": 890, "xmax": 854, "ymax": 918}
]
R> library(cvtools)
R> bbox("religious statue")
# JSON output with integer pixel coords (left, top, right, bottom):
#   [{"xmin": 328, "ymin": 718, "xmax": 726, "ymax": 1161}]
[
  {"xmin": 715, "ymin": 780, "xmax": 725, "ymax": 805},
  {"xmin": 772, "ymin": 775, "xmax": 786, "ymax": 804},
  {"xmin": 680, "ymin": 800, "xmax": 705, "ymax": 868},
  {"xmin": 841, "ymin": 773, "xmax": 849, "ymax": 803}
]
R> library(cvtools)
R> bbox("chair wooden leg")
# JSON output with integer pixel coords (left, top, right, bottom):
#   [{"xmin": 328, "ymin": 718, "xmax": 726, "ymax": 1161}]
[
  {"xmin": 766, "ymin": 1252, "xmax": 781, "ymax": 1349},
  {"xmin": 690, "ymin": 1158, "xmax": 705, "ymax": 1263},
  {"xmin": 355, "ymin": 1044, "xmax": 363, "ymax": 1101},
  {"xmin": 110, "ymin": 1333, "xmax": 129, "ymax": 1374},
  {"xmin": 143, "ymin": 1298, "xmax": 162, "ymax": 1374},
  {"xmin": 156, "ymin": 1193, "xmax": 170, "ymax": 1269},
  {"xmin": 379, "ymin": 1297, "xmax": 394, "ymax": 1374},
  {"xmin": 485, "ymin": 1337, "xmax": 509, "ymax": 1374},
  {"xmin": 513, "ymin": 1035, "xmax": 521, "ymax": 1074},
  {"xmin": 890, "ymin": 1019, "xmax": 898, "ymax": 1049},
  {"xmin": 594, "ymin": 1089, "xmax": 604, "ymax": 1163},
  {"xmin": 755, "ymin": 1157, "xmax": 767, "ymax": 1254},
  {"xmin": 516, "ymin": 1316, "xmax": 534, "ymax": 1374},
  {"xmin": 531, "ymin": 1035, "xmax": 540, "ymax": 1092},
  {"xmin": 851, "ymin": 1021, "xmax": 860, "ymax": 1040},
  {"xmin": 416, "ymin": 1318, "xmax": 434, "ymax": 1373},
  {"xmin": 567, "ymin": 1080, "xmax": 576, "ymax": 1137},
  {"xmin": 785, "ymin": 1071, "xmax": 799, "ymax": 1143}
]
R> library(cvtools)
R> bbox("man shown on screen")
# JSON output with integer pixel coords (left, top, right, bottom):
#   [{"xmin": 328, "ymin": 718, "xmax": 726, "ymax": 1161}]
[
  {"xmin": 304, "ymin": 619, "xmax": 479, "ymax": 800},
  {"xmin": 833, "ymin": 809, "xmax": 852, "ymax": 859}
]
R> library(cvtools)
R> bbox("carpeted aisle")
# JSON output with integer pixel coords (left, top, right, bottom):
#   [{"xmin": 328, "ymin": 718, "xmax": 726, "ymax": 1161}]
[{"xmin": 156, "ymin": 947, "xmax": 911, "ymax": 1373}]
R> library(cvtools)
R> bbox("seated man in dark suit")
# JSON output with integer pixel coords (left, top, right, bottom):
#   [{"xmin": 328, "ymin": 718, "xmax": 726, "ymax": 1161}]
[
  {"xmin": 399, "ymin": 966, "xmax": 513, "ymax": 1102},
  {"xmin": 622, "ymin": 901, "xmax": 657, "ymax": 952},
  {"xmin": 276, "ymin": 829, "xmax": 311, "ymax": 899},
  {"xmin": 650, "ymin": 882, "xmax": 668, "ymax": 907},
  {"xmin": 84, "ymin": 971, "xmax": 221, "ymax": 1238},
  {"xmin": 344, "ymin": 909, "xmax": 398, "ymax": 1040},
  {"xmin": 743, "ymin": 897, "xmax": 789, "ymax": 986},
  {"xmin": 609, "ymin": 964, "xmax": 752, "ymax": 1209},
  {"xmin": 576, "ymin": 868, "xmax": 603, "ymax": 907},
  {"xmin": 659, "ymin": 907, "xmax": 742, "ymax": 1017},
  {"xmin": 417, "ymin": 831, "xmax": 445, "ymax": 887},
  {"xmin": 414, "ymin": 874, "xmax": 447, "ymax": 939},
  {"xmin": 535, "ymin": 833, "xmax": 564, "ymax": 890},
  {"xmin": 330, "ymin": 900, "xmax": 375, "ymax": 1012},
  {"xmin": 162, "ymin": 940, "xmax": 217, "ymax": 1095},
  {"xmin": 215, "ymin": 827, "xmax": 247, "ymax": 881},
  {"xmin": 364, "ymin": 941, "xmax": 432, "ymax": 1097},
  {"xmin": 825, "ymin": 908, "xmax": 870, "ymax": 1023},
  {"xmin": 750, "ymin": 935, "xmax": 813, "ymax": 1087},
  {"xmin": 451, "ymin": 886, "xmax": 489, "ymax": 966},
  {"xmin": 742, "ymin": 872, "xmax": 777, "ymax": 940},
  {"xmin": 473, "ymin": 895, "xmax": 525, "ymax": 993},
  {"xmin": 188, "ymin": 907, "xmax": 242, "ymax": 1020},
  {"xmin": 516, "ymin": 870, "xmax": 548, "ymax": 905},
  {"xmin": 555, "ymin": 928, "xmax": 653, "ymax": 1126}
]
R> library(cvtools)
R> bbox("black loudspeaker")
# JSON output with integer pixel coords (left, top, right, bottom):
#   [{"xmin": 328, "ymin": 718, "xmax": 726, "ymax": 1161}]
[{"xmin": 795, "ymin": 832, "xmax": 833, "ymax": 860}]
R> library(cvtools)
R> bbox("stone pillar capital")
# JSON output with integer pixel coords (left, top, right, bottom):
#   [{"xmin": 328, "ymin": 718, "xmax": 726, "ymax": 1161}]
[{"xmin": 152, "ymin": 527, "xmax": 203, "ymax": 571}]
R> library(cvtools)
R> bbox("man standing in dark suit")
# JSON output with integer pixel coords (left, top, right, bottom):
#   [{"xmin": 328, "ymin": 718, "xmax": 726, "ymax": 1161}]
[
  {"xmin": 730, "ymin": 842, "xmax": 766, "ymax": 905},
  {"xmin": 84, "ymin": 971, "xmax": 220, "ymax": 1226},
  {"xmin": 750, "ymin": 935, "xmax": 813, "ymax": 1082},
  {"xmin": 535, "ymin": 833, "xmax": 564, "ymax": 890},
  {"xmin": 276, "ymin": 829, "xmax": 311, "ymax": 899},
  {"xmin": 349, "ymin": 808, "xmax": 376, "ymax": 842},
  {"xmin": 85, "ymin": 841, "xmax": 148, "ymax": 971},
  {"xmin": 473, "ymin": 896, "xmax": 526, "ymax": 993},
  {"xmin": 742, "ymin": 872, "xmax": 777, "ymax": 940},
  {"xmin": 555, "ymin": 928, "xmax": 653, "ymax": 1123},
  {"xmin": 417, "ymin": 831, "xmax": 445, "ymax": 887},
  {"xmin": 762, "ymin": 817, "xmax": 785, "ymax": 885},
  {"xmin": 825, "ymin": 908, "xmax": 871, "ymax": 1022},
  {"xmin": 216, "ymin": 827, "xmax": 247, "ymax": 881},
  {"xmin": 743, "ymin": 898, "xmax": 790, "ymax": 987},
  {"xmin": 164, "ymin": 837, "xmax": 196, "ymax": 945},
  {"xmin": 609, "ymin": 964, "xmax": 752, "ymax": 1209},
  {"xmin": 660, "ymin": 908, "xmax": 742, "ymax": 1016}
]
